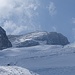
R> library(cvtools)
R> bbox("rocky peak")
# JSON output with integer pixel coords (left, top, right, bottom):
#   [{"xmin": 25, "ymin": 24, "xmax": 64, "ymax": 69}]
[{"xmin": 0, "ymin": 26, "xmax": 12, "ymax": 50}]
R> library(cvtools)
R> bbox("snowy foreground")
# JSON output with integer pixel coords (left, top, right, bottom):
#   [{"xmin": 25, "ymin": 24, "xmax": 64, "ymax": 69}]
[
  {"xmin": 0, "ymin": 44, "xmax": 75, "ymax": 75},
  {"xmin": 0, "ymin": 66, "xmax": 38, "ymax": 75}
]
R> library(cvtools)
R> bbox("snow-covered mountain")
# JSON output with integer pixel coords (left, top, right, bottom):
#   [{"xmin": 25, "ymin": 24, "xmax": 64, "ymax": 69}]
[
  {"xmin": 0, "ymin": 66, "xmax": 38, "ymax": 75},
  {"xmin": 8, "ymin": 31, "xmax": 69, "ymax": 47},
  {"xmin": 0, "ymin": 29, "xmax": 75, "ymax": 75}
]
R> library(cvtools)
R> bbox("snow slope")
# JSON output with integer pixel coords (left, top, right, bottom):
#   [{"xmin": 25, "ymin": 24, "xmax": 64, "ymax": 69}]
[
  {"xmin": 0, "ymin": 45, "xmax": 75, "ymax": 75},
  {"xmin": 8, "ymin": 32, "xmax": 48, "ymax": 46},
  {"xmin": 34, "ymin": 66, "xmax": 75, "ymax": 75},
  {"xmin": 0, "ymin": 66, "xmax": 38, "ymax": 75}
]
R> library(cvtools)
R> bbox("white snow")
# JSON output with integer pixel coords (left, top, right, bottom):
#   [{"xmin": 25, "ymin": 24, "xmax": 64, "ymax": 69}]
[
  {"xmin": 17, "ymin": 31, "xmax": 47, "ymax": 42},
  {"xmin": 65, "ymin": 42, "xmax": 75, "ymax": 48},
  {"xmin": 9, "ymin": 31, "xmax": 48, "ymax": 46},
  {"xmin": 0, "ymin": 66, "xmax": 38, "ymax": 75},
  {"xmin": 0, "ymin": 44, "xmax": 75, "ymax": 75}
]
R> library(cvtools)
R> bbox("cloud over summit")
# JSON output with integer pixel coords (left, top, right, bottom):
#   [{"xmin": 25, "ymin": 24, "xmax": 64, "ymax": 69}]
[{"xmin": 0, "ymin": 0, "xmax": 41, "ymax": 34}]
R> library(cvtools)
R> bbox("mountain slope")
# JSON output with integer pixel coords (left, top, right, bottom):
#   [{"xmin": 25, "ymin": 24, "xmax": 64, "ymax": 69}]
[
  {"xmin": 34, "ymin": 66, "xmax": 75, "ymax": 75},
  {"xmin": 0, "ymin": 44, "xmax": 75, "ymax": 75}
]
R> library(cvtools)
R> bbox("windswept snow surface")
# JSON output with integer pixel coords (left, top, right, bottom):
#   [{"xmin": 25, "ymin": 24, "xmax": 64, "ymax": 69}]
[
  {"xmin": 0, "ymin": 66, "xmax": 38, "ymax": 75},
  {"xmin": 0, "ymin": 45, "xmax": 75, "ymax": 75}
]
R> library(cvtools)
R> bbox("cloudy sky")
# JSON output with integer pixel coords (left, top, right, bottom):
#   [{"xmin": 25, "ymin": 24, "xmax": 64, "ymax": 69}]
[{"xmin": 0, "ymin": 0, "xmax": 75, "ymax": 42}]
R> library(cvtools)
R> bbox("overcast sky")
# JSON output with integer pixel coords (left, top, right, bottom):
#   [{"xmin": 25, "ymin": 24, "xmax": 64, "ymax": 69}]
[{"xmin": 0, "ymin": 0, "xmax": 75, "ymax": 42}]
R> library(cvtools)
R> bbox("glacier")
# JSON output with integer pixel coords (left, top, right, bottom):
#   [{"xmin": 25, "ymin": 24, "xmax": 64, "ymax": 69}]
[{"xmin": 0, "ymin": 44, "xmax": 75, "ymax": 75}]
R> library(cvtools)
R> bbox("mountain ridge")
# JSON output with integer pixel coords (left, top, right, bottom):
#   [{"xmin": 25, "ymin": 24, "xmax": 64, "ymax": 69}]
[{"xmin": 8, "ymin": 31, "xmax": 69, "ymax": 47}]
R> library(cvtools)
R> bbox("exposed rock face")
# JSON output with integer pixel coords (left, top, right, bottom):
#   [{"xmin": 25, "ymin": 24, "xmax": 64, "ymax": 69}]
[
  {"xmin": 8, "ymin": 31, "xmax": 69, "ymax": 47},
  {"xmin": 33, "ymin": 32, "xmax": 69, "ymax": 46},
  {"xmin": 0, "ymin": 26, "xmax": 12, "ymax": 50},
  {"xmin": 47, "ymin": 32, "xmax": 69, "ymax": 45}
]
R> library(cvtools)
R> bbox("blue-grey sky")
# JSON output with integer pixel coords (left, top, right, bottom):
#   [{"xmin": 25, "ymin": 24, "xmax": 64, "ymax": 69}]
[{"xmin": 0, "ymin": 0, "xmax": 75, "ymax": 42}]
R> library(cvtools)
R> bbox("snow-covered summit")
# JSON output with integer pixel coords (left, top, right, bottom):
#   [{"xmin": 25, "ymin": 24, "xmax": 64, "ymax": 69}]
[{"xmin": 8, "ymin": 31, "xmax": 69, "ymax": 47}]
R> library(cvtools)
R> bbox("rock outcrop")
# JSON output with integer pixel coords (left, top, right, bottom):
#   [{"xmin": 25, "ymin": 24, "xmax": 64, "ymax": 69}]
[
  {"xmin": 47, "ymin": 32, "xmax": 69, "ymax": 45},
  {"xmin": 0, "ymin": 26, "xmax": 12, "ymax": 50}
]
